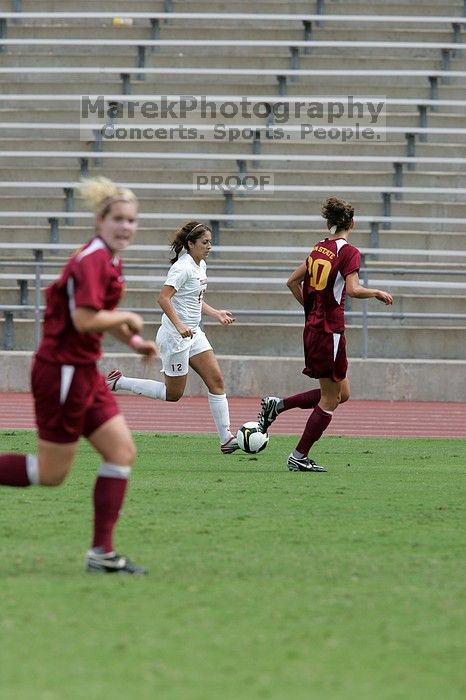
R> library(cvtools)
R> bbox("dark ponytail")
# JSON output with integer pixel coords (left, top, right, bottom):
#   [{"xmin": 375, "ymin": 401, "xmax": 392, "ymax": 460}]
[
  {"xmin": 169, "ymin": 221, "xmax": 212, "ymax": 263},
  {"xmin": 321, "ymin": 197, "xmax": 354, "ymax": 232}
]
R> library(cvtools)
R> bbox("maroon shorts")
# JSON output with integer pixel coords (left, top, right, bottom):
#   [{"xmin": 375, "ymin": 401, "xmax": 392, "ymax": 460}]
[
  {"xmin": 302, "ymin": 326, "xmax": 348, "ymax": 382},
  {"xmin": 31, "ymin": 357, "xmax": 120, "ymax": 444}
]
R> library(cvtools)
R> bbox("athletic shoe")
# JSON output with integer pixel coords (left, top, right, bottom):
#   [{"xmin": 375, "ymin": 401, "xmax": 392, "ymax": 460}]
[
  {"xmin": 221, "ymin": 435, "xmax": 240, "ymax": 454},
  {"xmin": 85, "ymin": 549, "xmax": 147, "ymax": 575},
  {"xmin": 287, "ymin": 454, "xmax": 327, "ymax": 472},
  {"xmin": 106, "ymin": 368, "xmax": 122, "ymax": 391},
  {"xmin": 258, "ymin": 396, "xmax": 280, "ymax": 433}
]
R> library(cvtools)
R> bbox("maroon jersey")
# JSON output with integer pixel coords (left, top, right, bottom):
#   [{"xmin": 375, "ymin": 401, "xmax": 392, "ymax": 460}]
[
  {"xmin": 37, "ymin": 237, "xmax": 125, "ymax": 365},
  {"xmin": 302, "ymin": 237, "xmax": 360, "ymax": 333}
]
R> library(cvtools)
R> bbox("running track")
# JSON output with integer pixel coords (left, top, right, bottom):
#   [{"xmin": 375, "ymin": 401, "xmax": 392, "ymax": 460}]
[{"xmin": 0, "ymin": 393, "xmax": 464, "ymax": 438}]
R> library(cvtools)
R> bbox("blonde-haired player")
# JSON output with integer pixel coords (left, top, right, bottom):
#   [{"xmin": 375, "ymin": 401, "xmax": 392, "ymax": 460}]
[{"xmin": 0, "ymin": 177, "xmax": 157, "ymax": 574}]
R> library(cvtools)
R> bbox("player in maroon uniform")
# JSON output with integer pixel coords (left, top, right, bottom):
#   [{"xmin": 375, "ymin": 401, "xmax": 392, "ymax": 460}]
[
  {"xmin": 258, "ymin": 197, "xmax": 393, "ymax": 472},
  {"xmin": 0, "ymin": 177, "xmax": 157, "ymax": 573}
]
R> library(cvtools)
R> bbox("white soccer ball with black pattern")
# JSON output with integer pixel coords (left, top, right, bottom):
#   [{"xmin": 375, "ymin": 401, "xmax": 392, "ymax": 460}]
[{"xmin": 236, "ymin": 421, "xmax": 269, "ymax": 454}]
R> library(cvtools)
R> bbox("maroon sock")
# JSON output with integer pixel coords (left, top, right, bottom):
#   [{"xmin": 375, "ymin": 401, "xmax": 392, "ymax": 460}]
[
  {"xmin": 0, "ymin": 454, "xmax": 31, "ymax": 487},
  {"xmin": 92, "ymin": 475, "xmax": 129, "ymax": 553},
  {"xmin": 296, "ymin": 405, "xmax": 333, "ymax": 456},
  {"xmin": 282, "ymin": 389, "xmax": 321, "ymax": 412}
]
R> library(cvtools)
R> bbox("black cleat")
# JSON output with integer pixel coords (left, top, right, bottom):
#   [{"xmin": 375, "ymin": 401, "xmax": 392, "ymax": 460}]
[
  {"xmin": 287, "ymin": 454, "xmax": 327, "ymax": 472},
  {"xmin": 85, "ymin": 550, "xmax": 147, "ymax": 575},
  {"xmin": 258, "ymin": 396, "xmax": 280, "ymax": 433}
]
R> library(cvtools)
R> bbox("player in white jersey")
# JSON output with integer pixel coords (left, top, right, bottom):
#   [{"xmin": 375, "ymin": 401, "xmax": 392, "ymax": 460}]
[{"xmin": 107, "ymin": 221, "xmax": 240, "ymax": 454}]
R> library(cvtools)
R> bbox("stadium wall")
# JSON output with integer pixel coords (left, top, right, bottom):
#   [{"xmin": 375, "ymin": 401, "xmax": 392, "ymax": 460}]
[{"xmin": 1, "ymin": 352, "xmax": 464, "ymax": 402}]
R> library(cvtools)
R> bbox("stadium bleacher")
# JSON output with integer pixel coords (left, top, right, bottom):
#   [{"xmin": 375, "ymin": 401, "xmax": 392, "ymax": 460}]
[{"xmin": 0, "ymin": 0, "xmax": 465, "ymax": 400}]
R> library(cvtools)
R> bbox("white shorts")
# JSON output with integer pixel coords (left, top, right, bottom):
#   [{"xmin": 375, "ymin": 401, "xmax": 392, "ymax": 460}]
[{"xmin": 156, "ymin": 325, "xmax": 212, "ymax": 376}]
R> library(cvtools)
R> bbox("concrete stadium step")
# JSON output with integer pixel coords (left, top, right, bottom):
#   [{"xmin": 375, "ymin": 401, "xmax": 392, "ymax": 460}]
[
  {"xmin": 123, "ymin": 288, "xmax": 466, "ymax": 318},
  {"xmin": 211, "ymin": 228, "xmax": 466, "ymax": 250},
  {"xmin": 2, "ymin": 44, "xmax": 454, "ymax": 66},
  {"xmin": 1, "ymin": 105, "xmax": 464, "ymax": 126},
  {"xmin": 2, "ymin": 281, "xmax": 464, "ymax": 319},
  {"xmin": 1, "ymin": 49, "xmax": 138, "ymax": 65},
  {"xmin": 3, "ymin": 317, "xmax": 464, "ymax": 360},
  {"xmin": 0, "ymin": 225, "xmax": 464, "ymax": 255},
  {"xmin": 177, "ymin": 0, "xmax": 461, "ymax": 13},
  {"xmin": 325, "ymin": 0, "xmax": 462, "ymax": 10},
  {"xmin": 1, "ymin": 79, "xmax": 124, "ymax": 95},
  {"xmin": 229, "ymin": 196, "xmax": 466, "ymax": 217},
  {"xmin": 6, "ymin": 75, "xmax": 464, "ymax": 98},
  {"xmin": 0, "ymin": 194, "xmax": 225, "ymax": 215},
  {"xmin": 3, "ymin": 25, "xmax": 306, "ymax": 41},
  {"xmin": 16, "ymin": 0, "xmax": 163, "ymax": 11},
  {"xmin": 0, "ymin": 169, "xmax": 411, "ymax": 188},
  {"xmin": 0, "ymin": 224, "xmax": 174, "ymax": 245},
  {"xmin": 6, "ymin": 253, "xmax": 462, "ymax": 282},
  {"xmin": 2, "ymin": 139, "xmax": 466, "ymax": 164},
  {"xmin": 297, "ymin": 55, "xmax": 441, "ymax": 70},
  {"xmin": 1, "ymin": 53, "xmax": 296, "ymax": 70},
  {"xmin": 3, "ymin": 191, "xmax": 465, "ymax": 218},
  {"xmin": 0, "ymin": 221, "xmax": 464, "ymax": 249},
  {"xmin": 105, "ymin": 321, "xmax": 466, "ymax": 361},
  {"xmin": 100, "ymin": 52, "xmax": 466, "ymax": 71},
  {"xmin": 287, "ymin": 85, "xmax": 462, "ymax": 101},
  {"xmin": 3, "ymin": 163, "xmax": 464, "ymax": 188},
  {"xmin": 161, "ymin": 27, "xmax": 458, "ymax": 42}
]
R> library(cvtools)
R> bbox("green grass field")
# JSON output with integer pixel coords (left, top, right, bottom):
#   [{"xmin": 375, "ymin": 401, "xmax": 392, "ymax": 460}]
[{"xmin": 0, "ymin": 430, "xmax": 465, "ymax": 700}]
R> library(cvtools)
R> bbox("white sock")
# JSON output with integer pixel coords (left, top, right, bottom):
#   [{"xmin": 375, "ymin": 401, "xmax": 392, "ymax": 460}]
[
  {"xmin": 97, "ymin": 462, "xmax": 131, "ymax": 479},
  {"xmin": 26, "ymin": 453, "xmax": 39, "ymax": 485},
  {"xmin": 117, "ymin": 376, "xmax": 166, "ymax": 400},
  {"xmin": 208, "ymin": 392, "xmax": 232, "ymax": 444}
]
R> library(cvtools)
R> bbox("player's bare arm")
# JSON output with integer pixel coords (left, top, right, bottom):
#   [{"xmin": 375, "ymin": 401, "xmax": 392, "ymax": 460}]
[
  {"xmin": 346, "ymin": 272, "xmax": 393, "ymax": 305},
  {"xmin": 202, "ymin": 301, "xmax": 235, "ymax": 325},
  {"xmin": 72, "ymin": 307, "xmax": 144, "ymax": 334},
  {"xmin": 158, "ymin": 284, "xmax": 194, "ymax": 338},
  {"xmin": 286, "ymin": 262, "xmax": 307, "ymax": 306},
  {"xmin": 108, "ymin": 324, "xmax": 159, "ymax": 359}
]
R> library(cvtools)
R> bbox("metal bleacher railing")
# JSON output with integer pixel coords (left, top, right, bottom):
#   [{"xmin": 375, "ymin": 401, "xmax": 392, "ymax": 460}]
[
  {"xmin": 0, "ymin": 8, "xmax": 464, "ymax": 94},
  {"xmin": 1, "ymin": 180, "xmax": 466, "ymax": 245},
  {"xmin": 2, "ymin": 64, "xmax": 466, "ymax": 98},
  {"xmin": 0, "ymin": 9, "xmax": 464, "ymax": 30},
  {"xmin": 1, "ymin": 243, "xmax": 465, "ymax": 356},
  {"xmin": 1, "ymin": 7, "xmax": 465, "ymax": 360},
  {"xmin": 1, "ymin": 211, "xmax": 466, "ymax": 252}
]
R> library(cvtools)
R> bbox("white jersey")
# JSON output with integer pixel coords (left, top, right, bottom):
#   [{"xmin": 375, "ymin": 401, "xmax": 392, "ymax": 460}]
[{"xmin": 160, "ymin": 253, "xmax": 207, "ymax": 332}]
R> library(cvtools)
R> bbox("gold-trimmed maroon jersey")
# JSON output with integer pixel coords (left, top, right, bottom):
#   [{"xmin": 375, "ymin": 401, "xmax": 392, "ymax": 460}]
[
  {"xmin": 37, "ymin": 237, "xmax": 125, "ymax": 365},
  {"xmin": 303, "ymin": 237, "xmax": 360, "ymax": 333}
]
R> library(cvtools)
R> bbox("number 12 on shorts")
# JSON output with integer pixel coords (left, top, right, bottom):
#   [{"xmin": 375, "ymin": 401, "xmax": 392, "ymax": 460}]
[{"xmin": 171, "ymin": 363, "xmax": 182, "ymax": 372}]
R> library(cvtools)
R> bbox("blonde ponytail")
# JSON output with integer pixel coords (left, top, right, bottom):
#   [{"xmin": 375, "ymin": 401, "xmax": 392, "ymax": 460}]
[{"xmin": 79, "ymin": 177, "xmax": 138, "ymax": 217}]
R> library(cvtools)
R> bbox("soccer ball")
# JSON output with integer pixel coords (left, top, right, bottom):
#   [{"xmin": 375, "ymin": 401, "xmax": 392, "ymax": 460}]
[{"xmin": 236, "ymin": 421, "xmax": 269, "ymax": 454}]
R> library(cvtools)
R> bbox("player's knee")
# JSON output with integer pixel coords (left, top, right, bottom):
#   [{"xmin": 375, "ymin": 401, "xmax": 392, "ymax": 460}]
[
  {"xmin": 121, "ymin": 441, "xmax": 137, "ymax": 465},
  {"xmin": 166, "ymin": 390, "xmax": 183, "ymax": 402},
  {"xmin": 40, "ymin": 472, "xmax": 67, "ymax": 487},
  {"xmin": 340, "ymin": 388, "xmax": 350, "ymax": 404},
  {"xmin": 106, "ymin": 439, "xmax": 137, "ymax": 466},
  {"xmin": 208, "ymin": 374, "xmax": 225, "ymax": 394}
]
